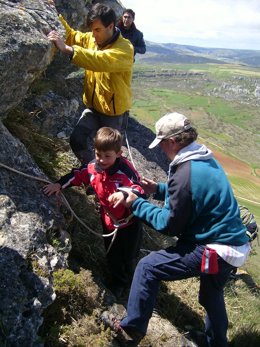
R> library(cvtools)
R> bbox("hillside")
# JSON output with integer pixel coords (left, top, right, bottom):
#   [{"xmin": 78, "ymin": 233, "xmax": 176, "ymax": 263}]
[
  {"xmin": 132, "ymin": 62, "xmax": 260, "ymax": 167},
  {"xmin": 137, "ymin": 41, "xmax": 260, "ymax": 67}
]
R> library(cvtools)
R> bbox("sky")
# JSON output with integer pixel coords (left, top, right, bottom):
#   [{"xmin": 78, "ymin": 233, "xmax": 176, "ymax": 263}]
[{"xmin": 121, "ymin": 0, "xmax": 260, "ymax": 50}]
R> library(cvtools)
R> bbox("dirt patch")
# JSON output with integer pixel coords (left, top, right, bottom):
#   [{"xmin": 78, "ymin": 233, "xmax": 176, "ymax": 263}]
[{"xmin": 211, "ymin": 149, "xmax": 260, "ymax": 185}]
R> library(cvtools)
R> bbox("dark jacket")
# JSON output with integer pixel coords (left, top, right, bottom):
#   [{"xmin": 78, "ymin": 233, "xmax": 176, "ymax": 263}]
[{"xmin": 117, "ymin": 22, "xmax": 146, "ymax": 55}]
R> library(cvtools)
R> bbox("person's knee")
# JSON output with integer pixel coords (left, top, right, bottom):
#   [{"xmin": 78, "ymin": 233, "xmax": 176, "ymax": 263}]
[
  {"xmin": 135, "ymin": 254, "xmax": 157, "ymax": 279},
  {"xmin": 135, "ymin": 257, "xmax": 150, "ymax": 274}
]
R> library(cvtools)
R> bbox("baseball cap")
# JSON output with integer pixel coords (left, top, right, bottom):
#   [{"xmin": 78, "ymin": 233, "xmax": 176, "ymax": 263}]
[{"xmin": 149, "ymin": 112, "xmax": 192, "ymax": 149}]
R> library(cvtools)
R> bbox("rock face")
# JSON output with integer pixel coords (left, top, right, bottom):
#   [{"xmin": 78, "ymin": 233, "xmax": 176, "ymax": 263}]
[
  {"xmin": 0, "ymin": 0, "xmax": 60, "ymax": 116},
  {"xmin": 0, "ymin": 1, "xmax": 179, "ymax": 346},
  {"xmin": 0, "ymin": 122, "xmax": 71, "ymax": 346},
  {"xmin": 0, "ymin": 1, "xmax": 58, "ymax": 343},
  {"xmin": 0, "ymin": 1, "xmax": 98, "ymax": 345}
]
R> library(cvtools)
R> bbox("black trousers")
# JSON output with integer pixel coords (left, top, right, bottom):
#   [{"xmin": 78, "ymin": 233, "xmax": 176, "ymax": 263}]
[
  {"xmin": 103, "ymin": 220, "xmax": 143, "ymax": 286},
  {"xmin": 70, "ymin": 108, "xmax": 129, "ymax": 164}
]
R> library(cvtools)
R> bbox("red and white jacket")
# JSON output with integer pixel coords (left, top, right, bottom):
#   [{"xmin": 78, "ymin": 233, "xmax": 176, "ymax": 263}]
[{"xmin": 58, "ymin": 157, "xmax": 145, "ymax": 231}]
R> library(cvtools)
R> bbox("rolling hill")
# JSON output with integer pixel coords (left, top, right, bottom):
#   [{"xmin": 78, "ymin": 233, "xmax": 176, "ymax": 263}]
[{"xmin": 137, "ymin": 41, "xmax": 260, "ymax": 67}]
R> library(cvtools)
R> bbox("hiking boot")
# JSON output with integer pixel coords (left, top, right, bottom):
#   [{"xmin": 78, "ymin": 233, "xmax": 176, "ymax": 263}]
[{"xmin": 101, "ymin": 311, "xmax": 144, "ymax": 346}]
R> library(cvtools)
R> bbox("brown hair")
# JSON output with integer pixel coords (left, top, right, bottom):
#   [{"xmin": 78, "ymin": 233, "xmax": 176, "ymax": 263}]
[
  {"xmin": 173, "ymin": 128, "xmax": 198, "ymax": 146},
  {"xmin": 94, "ymin": 127, "xmax": 122, "ymax": 153},
  {"xmin": 87, "ymin": 3, "xmax": 116, "ymax": 28}
]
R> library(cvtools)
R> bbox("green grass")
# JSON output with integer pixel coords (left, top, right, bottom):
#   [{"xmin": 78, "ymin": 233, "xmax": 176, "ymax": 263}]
[
  {"xmin": 134, "ymin": 88, "xmax": 257, "ymax": 131},
  {"xmin": 162, "ymin": 277, "xmax": 260, "ymax": 346},
  {"xmin": 134, "ymin": 61, "xmax": 260, "ymax": 79},
  {"xmin": 133, "ymin": 62, "xmax": 260, "ymax": 135},
  {"xmin": 230, "ymin": 176, "xmax": 260, "ymax": 203},
  {"xmin": 199, "ymin": 128, "xmax": 233, "ymax": 142}
]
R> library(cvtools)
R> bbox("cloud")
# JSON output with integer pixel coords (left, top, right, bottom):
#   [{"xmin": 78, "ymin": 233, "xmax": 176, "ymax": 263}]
[{"xmin": 122, "ymin": 0, "xmax": 260, "ymax": 49}]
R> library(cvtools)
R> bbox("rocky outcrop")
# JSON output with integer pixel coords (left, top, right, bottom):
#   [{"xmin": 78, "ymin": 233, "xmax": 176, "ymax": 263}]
[
  {"xmin": 0, "ymin": 121, "xmax": 71, "ymax": 346},
  {"xmin": 0, "ymin": 1, "xmax": 89, "ymax": 345},
  {"xmin": 0, "ymin": 0, "xmax": 60, "ymax": 116}
]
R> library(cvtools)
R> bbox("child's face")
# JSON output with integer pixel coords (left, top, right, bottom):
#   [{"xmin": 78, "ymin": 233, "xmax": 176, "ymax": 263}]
[{"xmin": 95, "ymin": 149, "xmax": 122, "ymax": 170}]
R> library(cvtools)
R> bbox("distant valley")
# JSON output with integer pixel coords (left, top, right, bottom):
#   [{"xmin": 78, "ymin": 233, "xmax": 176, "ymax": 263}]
[{"xmin": 136, "ymin": 41, "xmax": 260, "ymax": 67}]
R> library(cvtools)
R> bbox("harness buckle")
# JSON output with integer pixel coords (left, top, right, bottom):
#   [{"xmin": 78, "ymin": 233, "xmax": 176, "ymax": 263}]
[
  {"xmin": 113, "ymin": 218, "xmax": 131, "ymax": 229},
  {"xmin": 113, "ymin": 214, "xmax": 134, "ymax": 229}
]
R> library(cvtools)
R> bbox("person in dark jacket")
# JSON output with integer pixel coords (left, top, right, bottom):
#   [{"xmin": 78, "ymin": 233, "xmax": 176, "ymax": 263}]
[
  {"xmin": 102, "ymin": 112, "xmax": 251, "ymax": 347},
  {"xmin": 117, "ymin": 9, "xmax": 146, "ymax": 56}
]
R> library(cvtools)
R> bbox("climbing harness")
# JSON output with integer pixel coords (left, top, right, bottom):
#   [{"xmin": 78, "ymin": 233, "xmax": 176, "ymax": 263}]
[{"xmin": 101, "ymin": 204, "xmax": 135, "ymax": 254}]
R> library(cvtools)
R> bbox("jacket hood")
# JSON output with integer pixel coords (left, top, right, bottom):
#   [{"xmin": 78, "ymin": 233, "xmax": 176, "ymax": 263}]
[{"xmin": 170, "ymin": 142, "xmax": 213, "ymax": 168}]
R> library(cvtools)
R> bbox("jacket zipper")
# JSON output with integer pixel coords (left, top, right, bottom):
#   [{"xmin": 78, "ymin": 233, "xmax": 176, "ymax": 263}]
[
  {"xmin": 91, "ymin": 79, "xmax": 96, "ymax": 106},
  {"xmin": 112, "ymin": 94, "xmax": 116, "ymax": 114}
]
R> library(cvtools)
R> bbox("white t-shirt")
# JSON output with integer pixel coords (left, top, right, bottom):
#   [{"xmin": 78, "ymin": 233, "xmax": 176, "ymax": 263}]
[{"xmin": 206, "ymin": 243, "xmax": 251, "ymax": 267}]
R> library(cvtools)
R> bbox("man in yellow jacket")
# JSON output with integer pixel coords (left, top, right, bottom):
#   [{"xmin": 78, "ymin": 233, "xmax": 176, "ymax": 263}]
[{"xmin": 48, "ymin": 3, "xmax": 134, "ymax": 163}]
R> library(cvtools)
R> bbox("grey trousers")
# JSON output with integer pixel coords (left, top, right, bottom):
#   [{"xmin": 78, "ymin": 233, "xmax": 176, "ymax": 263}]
[{"xmin": 70, "ymin": 108, "xmax": 129, "ymax": 164}]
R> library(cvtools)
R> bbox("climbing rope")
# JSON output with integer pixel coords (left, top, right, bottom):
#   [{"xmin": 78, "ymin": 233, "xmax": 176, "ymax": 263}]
[
  {"xmin": 1, "ymin": 129, "xmax": 141, "ymax": 254},
  {"xmin": 125, "ymin": 131, "xmax": 137, "ymax": 170},
  {"xmin": 0, "ymin": 162, "xmax": 118, "ymax": 241}
]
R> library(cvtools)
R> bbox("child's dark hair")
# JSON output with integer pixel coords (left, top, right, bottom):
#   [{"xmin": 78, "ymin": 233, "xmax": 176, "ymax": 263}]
[
  {"xmin": 87, "ymin": 3, "xmax": 116, "ymax": 28},
  {"xmin": 94, "ymin": 127, "xmax": 122, "ymax": 153}
]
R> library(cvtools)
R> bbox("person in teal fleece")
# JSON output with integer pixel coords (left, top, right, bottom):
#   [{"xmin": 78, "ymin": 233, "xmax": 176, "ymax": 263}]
[{"xmin": 103, "ymin": 112, "xmax": 251, "ymax": 347}]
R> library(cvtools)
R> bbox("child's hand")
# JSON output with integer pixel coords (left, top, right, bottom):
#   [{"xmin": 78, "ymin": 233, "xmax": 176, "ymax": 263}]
[
  {"xmin": 43, "ymin": 183, "xmax": 61, "ymax": 196},
  {"xmin": 109, "ymin": 190, "xmax": 139, "ymax": 208},
  {"xmin": 108, "ymin": 192, "xmax": 125, "ymax": 208},
  {"xmin": 141, "ymin": 177, "xmax": 158, "ymax": 194}
]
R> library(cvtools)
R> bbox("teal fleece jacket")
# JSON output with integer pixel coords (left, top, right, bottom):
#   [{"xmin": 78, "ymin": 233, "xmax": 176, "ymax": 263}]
[{"xmin": 131, "ymin": 142, "xmax": 248, "ymax": 246}]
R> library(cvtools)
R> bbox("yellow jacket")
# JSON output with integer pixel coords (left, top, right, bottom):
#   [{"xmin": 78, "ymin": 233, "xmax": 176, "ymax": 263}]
[{"xmin": 59, "ymin": 15, "xmax": 134, "ymax": 116}]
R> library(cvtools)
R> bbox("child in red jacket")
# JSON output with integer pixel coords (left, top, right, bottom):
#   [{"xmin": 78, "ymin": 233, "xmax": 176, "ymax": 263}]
[{"xmin": 44, "ymin": 127, "xmax": 144, "ymax": 298}]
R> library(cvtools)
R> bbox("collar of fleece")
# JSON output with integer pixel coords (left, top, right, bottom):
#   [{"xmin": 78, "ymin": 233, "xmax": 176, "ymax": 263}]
[{"xmin": 170, "ymin": 142, "xmax": 213, "ymax": 168}]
